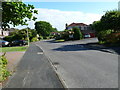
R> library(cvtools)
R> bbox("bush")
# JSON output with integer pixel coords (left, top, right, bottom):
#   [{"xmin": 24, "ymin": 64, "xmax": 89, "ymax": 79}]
[
  {"xmin": 3, "ymin": 36, "xmax": 13, "ymax": 42},
  {"xmin": 38, "ymin": 36, "xmax": 43, "ymax": 40},
  {"xmin": 63, "ymin": 32, "xmax": 69, "ymax": 41},
  {"xmin": 31, "ymin": 37, "xmax": 38, "ymax": 42},
  {"xmin": 73, "ymin": 27, "xmax": 83, "ymax": 40},
  {"xmin": 97, "ymin": 29, "xmax": 113, "ymax": 41},
  {"xmin": 105, "ymin": 33, "xmax": 120, "ymax": 44},
  {"xmin": 0, "ymin": 53, "xmax": 10, "ymax": 82}
]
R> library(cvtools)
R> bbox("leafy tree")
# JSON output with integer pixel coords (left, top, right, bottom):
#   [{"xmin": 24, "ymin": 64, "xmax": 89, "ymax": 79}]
[
  {"xmin": 73, "ymin": 27, "xmax": 83, "ymax": 40},
  {"xmin": 101, "ymin": 10, "xmax": 120, "ymax": 32},
  {"xmin": 92, "ymin": 21, "xmax": 103, "ymax": 32},
  {"xmin": 2, "ymin": 2, "xmax": 38, "ymax": 29},
  {"xmin": 35, "ymin": 21, "xmax": 55, "ymax": 38},
  {"xmin": 92, "ymin": 10, "xmax": 120, "ymax": 45},
  {"xmin": 52, "ymin": 28, "xmax": 58, "ymax": 32}
]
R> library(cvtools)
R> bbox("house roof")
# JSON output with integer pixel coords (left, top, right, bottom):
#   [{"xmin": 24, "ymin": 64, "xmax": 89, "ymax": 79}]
[{"xmin": 67, "ymin": 23, "xmax": 88, "ymax": 27}]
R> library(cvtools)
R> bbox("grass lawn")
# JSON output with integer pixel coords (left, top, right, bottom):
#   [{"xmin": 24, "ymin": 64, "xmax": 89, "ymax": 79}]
[{"xmin": 0, "ymin": 46, "xmax": 28, "ymax": 52}]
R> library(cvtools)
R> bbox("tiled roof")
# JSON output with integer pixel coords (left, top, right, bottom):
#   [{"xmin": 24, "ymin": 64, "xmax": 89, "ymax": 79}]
[{"xmin": 67, "ymin": 23, "xmax": 88, "ymax": 27}]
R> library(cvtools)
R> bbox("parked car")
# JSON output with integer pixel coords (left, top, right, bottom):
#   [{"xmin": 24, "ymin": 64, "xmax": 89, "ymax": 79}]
[
  {"xmin": 84, "ymin": 34, "xmax": 91, "ymax": 38},
  {"xmin": 0, "ymin": 40, "xmax": 9, "ymax": 47},
  {"xmin": 8, "ymin": 40, "xmax": 28, "ymax": 46}
]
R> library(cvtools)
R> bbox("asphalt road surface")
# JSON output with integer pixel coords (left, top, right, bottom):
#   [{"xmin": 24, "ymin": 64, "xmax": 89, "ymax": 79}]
[
  {"xmin": 35, "ymin": 38, "xmax": 118, "ymax": 88},
  {"xmin": 3, "ymin": 44, "xmax": 63, "ymax": 88}
]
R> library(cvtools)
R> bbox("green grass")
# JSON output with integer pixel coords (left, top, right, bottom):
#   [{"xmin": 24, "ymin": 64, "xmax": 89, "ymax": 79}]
[
  {"xmin": 55, "ymin": 39, "xmax": 65, "ymax": 42},
  {"xmin": 0, "ymin": 46, "xmax": 28, "ymax": 52}
]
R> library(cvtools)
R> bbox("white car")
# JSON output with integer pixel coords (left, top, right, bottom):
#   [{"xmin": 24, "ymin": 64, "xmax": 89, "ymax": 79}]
[
  {"xmin": 84, "ymin": 34, "xmax": 91, "ymax": 38},
  {"xmin": 0, "ymin": 40, "xmax": 9, "ymax": 47}
]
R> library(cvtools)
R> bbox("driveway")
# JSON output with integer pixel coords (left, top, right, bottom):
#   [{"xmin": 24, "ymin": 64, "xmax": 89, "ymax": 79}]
[{"xmin": 35, "ymin": 38, "xmax": 118, "ymax": 88}]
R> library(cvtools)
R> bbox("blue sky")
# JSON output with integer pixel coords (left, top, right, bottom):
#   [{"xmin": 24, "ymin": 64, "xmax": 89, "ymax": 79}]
[
  {"xmin": 24, "ymin": 2, "xmax": 118, "ymax": 14},
  {"xmin": 15, "ymin": 2, "xmax": 118, "ymax": 31}
]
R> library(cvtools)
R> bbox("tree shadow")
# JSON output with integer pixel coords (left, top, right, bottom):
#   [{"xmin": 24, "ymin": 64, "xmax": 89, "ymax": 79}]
[{"xmin": 52, "ymin": 43, "xmax": 120, "ymax": 55}]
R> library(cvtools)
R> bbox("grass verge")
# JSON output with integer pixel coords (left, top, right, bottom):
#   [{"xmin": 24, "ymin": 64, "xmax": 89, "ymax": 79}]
[
  {"xmin": 55, "ymin": 39, "xmax": 65, "ymax": 42},
  {"xmin": 0, "ymin": 46, "xmax": 27, "ymax": 52}
]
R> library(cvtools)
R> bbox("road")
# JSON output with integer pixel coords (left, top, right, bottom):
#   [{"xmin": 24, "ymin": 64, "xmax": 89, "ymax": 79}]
[
  {"xmin": 3, "ymin": 44, "xmax": 63, "ymax": 88},
  {"xmin": 35, "ymin": 38, "xmax": 118, "ymax": 88}
]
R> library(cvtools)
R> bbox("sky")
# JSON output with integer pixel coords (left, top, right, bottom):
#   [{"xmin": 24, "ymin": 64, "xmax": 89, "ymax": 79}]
[{"xmin": 14, "ymin": 2, "xmax": 119, "ymax": 31}]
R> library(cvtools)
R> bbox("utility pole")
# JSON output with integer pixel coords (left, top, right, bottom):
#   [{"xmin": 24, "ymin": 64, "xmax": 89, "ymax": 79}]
[{"xmin": 27, "ymin": 27, "xmax": 30, "ymax": 46}]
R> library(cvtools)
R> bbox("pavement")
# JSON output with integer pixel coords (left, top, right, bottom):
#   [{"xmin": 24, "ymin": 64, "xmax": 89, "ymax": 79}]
[
  {"xmin": 2, "ymin": 44, "xmax": 63, "ymax": 89},
  {"xmin": 0, "ymin": 51, "xmax": 25, "ymax": 88},
  {"xmin": 35, "ymin": 38, "xmax": 119, "ymax": 88}
]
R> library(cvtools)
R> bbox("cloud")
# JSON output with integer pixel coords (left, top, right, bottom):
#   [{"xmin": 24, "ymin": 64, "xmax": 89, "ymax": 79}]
[{"xmin": 14, "ymin": 8, "xmax": 103, "ymax": 31}]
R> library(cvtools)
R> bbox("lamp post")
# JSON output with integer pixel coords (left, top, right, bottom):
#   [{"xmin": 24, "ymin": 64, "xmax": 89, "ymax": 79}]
[{"xmin": 27, "ymin": 27, "xmax": 30, "ymax": 46}]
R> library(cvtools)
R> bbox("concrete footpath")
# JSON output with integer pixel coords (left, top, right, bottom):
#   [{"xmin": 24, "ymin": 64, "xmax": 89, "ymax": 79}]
[{"xmin": 2, "ymin": 44, "xmax": 63, "ymax": 89}]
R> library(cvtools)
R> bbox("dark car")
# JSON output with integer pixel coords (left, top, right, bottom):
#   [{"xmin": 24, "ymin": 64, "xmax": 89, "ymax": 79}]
[
  {"xmin": 9, "ymin": 40, "xmax": 28, "ymax": 46},
  {"xmin": 0, "ymin": 40, "xmax": 9, "ymax": 47}
]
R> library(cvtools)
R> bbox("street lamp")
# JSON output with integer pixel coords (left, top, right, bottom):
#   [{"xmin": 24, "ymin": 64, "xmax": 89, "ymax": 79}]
[{"xmin": 27, "ymin": 27, "xmax": 30, "ymax": 46}]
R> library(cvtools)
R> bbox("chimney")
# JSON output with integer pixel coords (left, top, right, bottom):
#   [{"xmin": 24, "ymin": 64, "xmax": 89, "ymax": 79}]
[{"xmin": 65, "ymin": 23, "xmax": 68, "ymax": 30}]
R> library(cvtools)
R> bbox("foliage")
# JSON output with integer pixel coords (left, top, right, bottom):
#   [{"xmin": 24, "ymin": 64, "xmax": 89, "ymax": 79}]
[
  {"xmin": 52, "ymin": 28, "xmax": 58, "ymax": 32},
  {"xmin": 105, "ymin": 33, "xmax": 120, "ymax": 44},
  {"xmin": 2, "ymin": 2, "xmax": 38, "ymax": 29},
  {"xmin": 73, "ymin": 27, "xmax": 83, "ymax": 40},
  {"xmin": 3, "ymin": 28, "xmax": 37, "ymax": 42},
  {"xmin": 101, "ymin": 10, "xmax": 120, "ymax": 32},
  {"xmin": 35, "ymin": 21, "xmax": 57, "ymax": 39},
  {"xmin": 92, "ymin": 10, "xmax": 120, "ymax": 45},
  {"xmin": 92, "ymin": 21, "xmax": 103, "ymax": 32},
  {"xmin": 31, "ymin": 37, "xmax": 38, "ymax": 42},
  {"xmin": 0, "ymin": 53, "xmax": 10, "ymax": 82},
  {"xmin": 97, "ymin": 29, "xmax": 113, "ymax": 41},
  {"xmin": 38, "ymin": 35, "xmax": 43, "ymax": 40}
]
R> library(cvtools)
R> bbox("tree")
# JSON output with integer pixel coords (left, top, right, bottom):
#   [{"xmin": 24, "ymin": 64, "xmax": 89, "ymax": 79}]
[
  {"xmin": 2, "ymin": 2, "xmax": 38, "ymax": 29},
  {"xmin": 73, "ymin": 27, "xmax": 83, "ymax": 40},
  {"xmin": 101, "ymin": 10, "xmax": 120, "ymax": 32},
  {"xmin": 3, "ymin": 28, "xmax": 37, "ymax": 42},
  {"xmin": 92, "ymin": 21, "xmax": 103, "ymax": 32},
  {"xmin": 52, "ymin": 28, "xmax": 58, "ymax": 32},
  {"xmin": 91, "ymin": 10, "xmax": 120, "ymax": 44},
  {"xmin": 35, "ymin": 21, "xmax": 55, "ymax": 38}
]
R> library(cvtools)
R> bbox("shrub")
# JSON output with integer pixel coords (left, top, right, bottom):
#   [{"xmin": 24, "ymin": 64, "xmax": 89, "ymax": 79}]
[
  {"xmin": 38, "ymin": 36, "xmax": 43, "ymax": 40},
  {"xmin": 31, "ymin": 37, "xmax": 38, "ymax": 42},
  {"xmin": 0, "ymin": 53, "xmax": 10, "ymax": 82},
  {"xmin": 73, "ymin": 27, "xmax": 83, "ymax": 40},
  {"xmin": 105, "ymin": 33, "xmax": 120, "ymax": 44},
  {"xmin": 63, "ymin": 32, "xmax": 69, "ymax": 41},
  {"xmin": 97, "ymin": 29, "xmax": 113, "ymax": 41}
]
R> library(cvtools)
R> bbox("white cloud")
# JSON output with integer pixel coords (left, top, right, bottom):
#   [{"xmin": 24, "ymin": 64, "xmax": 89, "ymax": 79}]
[{"xmin": 14, "ymin": 8, "xmax": 103, "ymax": 31}]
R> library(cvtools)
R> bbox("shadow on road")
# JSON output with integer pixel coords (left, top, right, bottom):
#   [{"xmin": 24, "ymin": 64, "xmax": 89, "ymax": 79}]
[{"xmin": 52, "ymin": 43, "xmax": 120, "ymax": 55}]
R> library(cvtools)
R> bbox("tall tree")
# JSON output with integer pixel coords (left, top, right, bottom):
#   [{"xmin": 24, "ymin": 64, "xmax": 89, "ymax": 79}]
[
  {"xmin": 35, "ymin": 21, "xmax": 55, "ymax": 38},
  {"xmin": 2, "ymin": 2, "xmax": 38, "ymax": 29},
  {"xmin": 101, "ymin": 10, "xmax": 120, "ymax": 32}
]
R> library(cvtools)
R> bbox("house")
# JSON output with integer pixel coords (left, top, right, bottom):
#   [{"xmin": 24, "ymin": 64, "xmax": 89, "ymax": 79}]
[
  {"xmin": 0, "ymin": 28, "xmax": 16, "ymax": 38},
  {"xmin": 65, "ymin": 23, "xmax": 95, "ymax": 38}
]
